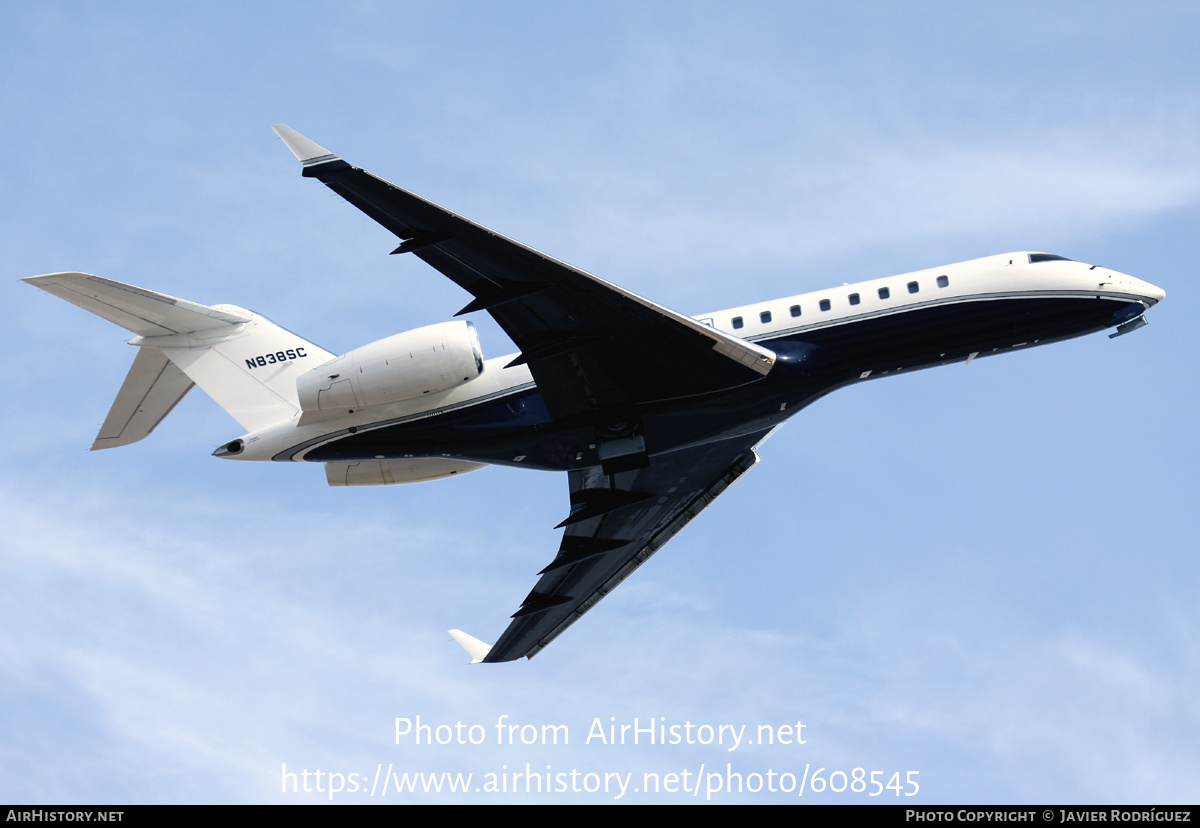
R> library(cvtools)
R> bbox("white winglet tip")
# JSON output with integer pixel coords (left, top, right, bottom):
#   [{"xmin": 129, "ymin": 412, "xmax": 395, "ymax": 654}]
[
  {"xmin": 272, "ymin": 124, "xmax": 337, "ymax": 164},
  {"xmin": 448, "ymin": 629, "xmax": 493, "ymax": 664}
]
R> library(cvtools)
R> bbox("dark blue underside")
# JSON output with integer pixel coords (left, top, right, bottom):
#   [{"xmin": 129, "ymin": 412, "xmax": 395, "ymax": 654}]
[{"xmin": 294, "ymin": 294, "xmax": 1141, "ymax": 469}]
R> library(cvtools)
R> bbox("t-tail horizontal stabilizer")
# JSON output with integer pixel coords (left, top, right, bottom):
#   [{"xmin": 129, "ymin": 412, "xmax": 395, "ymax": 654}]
[
  {"xmin": 91, "ymin": 348, "xmax": 195, "ymax": 450},
  {"xmin": 448, "ymin": 629, "xmax": 493, "ymax": 665},
  {"xmin": 24, "ymin": 271, "xmax": 333, "ymax": 437}
]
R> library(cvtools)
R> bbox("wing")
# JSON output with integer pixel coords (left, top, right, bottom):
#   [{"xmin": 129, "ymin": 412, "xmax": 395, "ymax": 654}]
[
  {"xmin": 272, "ymin": 125, "xmax": 775, "ymax": 421},
  {"xmin": 483, "ymin": 427, "xmax": 773, "ymax": 662}
]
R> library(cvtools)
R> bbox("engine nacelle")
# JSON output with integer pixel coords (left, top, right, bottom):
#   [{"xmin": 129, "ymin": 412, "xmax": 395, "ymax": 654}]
[
  {"xmin": 325, "ymin": 459, "xmax": 488, "ymax": 486},
  {"xmin": 297, "ymin": 320, "xmax": 484, "ymax": 413}
]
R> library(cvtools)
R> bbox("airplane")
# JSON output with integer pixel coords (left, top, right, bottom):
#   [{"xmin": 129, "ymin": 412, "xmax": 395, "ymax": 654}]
[{"xmin": 24, "ymin": 125, "xmax": 1166, "ymax": 664}]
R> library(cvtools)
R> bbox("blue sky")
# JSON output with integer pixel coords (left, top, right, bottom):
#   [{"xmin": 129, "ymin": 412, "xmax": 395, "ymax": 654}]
[{"xmin": 2, "ymin": 1, "xmax": 1198, "ymax": 803}]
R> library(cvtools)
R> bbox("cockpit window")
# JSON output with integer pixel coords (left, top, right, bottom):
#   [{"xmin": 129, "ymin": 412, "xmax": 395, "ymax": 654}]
[{"xmin": 1029, "ymin": 253, "xmax": 1072, "ymax": 263}]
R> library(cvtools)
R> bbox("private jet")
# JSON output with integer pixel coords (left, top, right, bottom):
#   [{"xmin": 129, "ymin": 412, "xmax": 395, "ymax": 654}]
[{"xmin": 25, "ymin": 125, "xmax": 1165, "ymax": 663}]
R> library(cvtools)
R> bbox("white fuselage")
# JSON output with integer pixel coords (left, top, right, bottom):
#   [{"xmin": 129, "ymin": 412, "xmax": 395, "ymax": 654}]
[{"xmin": 223, "ymin": 252, "xmax": 1164, "ymax": 464}]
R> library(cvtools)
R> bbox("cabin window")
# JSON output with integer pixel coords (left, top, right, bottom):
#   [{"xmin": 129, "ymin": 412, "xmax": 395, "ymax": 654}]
[
  {"xmin": 732, "ymin": 316, "xmax": 743, "ymax": 329},
  {"xmin": 760, "ymin": 310, "xmax": 772, "ymax": 324},
  {"xmin": 848, "ymin": 293, "xmax": 860, "ymax": 306},
  {"xmin": 907, "ymin": 281, "xmax": 919, "ymax": 294},
  {"xmin": 937, "ymin": 275, "xmax": 949, "ymax": 288},
  {"xmin": 819, "ymin": 298, "xmax": 831, "ymax": 312},
  {"xmin": 878, "ymin": 286, "xmax": 890, "ymax": 300},
  {"xmin": 789, "ymin": 304, "xmax": 801, "ymax": 317}
]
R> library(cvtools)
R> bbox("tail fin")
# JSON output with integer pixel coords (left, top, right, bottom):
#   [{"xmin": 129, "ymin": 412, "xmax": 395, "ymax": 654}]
[{"xmin": 25, "ymin": 272, "xmax": 333, "ymax": 438}]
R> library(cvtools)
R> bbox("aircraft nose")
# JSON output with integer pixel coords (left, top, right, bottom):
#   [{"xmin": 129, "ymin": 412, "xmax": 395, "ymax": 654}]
[
  {"xmin": 1103, "ymin": 268, "xmax": 1165, "ymax": 307},
  {"xmin": 1141, "ymin": 280, "xmax": 1167, "ymax": 305}
]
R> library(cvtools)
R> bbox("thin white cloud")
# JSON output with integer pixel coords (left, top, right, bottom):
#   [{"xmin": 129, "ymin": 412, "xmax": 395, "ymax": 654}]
[{"xmin": 4, "ymin": 479, "xmax": 1197, "ymax": 802}]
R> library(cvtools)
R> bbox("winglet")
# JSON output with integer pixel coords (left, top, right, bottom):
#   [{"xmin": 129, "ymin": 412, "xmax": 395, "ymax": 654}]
[
  {"xmin": 448, "ymin": 629, "xmax": 493, "ymax": 664},
  {"xmin": 272, "ymin": 124, "xmax": 347, "ymax": 172}
]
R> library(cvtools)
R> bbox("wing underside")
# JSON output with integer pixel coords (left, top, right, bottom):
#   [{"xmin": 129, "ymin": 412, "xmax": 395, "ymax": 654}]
[
  {"xmin": 271, "ymin": 127, "xmax": 780, "ymax": 662},
  {"xmin": 484, "ymin": 428, "xmax": 773, "ymax": 662},
  {"xmin": 271, "ymin": 125, "xmax": 774, "ymax": 421}
]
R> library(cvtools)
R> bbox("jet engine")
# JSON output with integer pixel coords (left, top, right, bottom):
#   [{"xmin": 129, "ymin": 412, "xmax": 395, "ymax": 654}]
[{"xmin": 297, "ymin": 320, "xmax": 484, "ymax": 413}]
